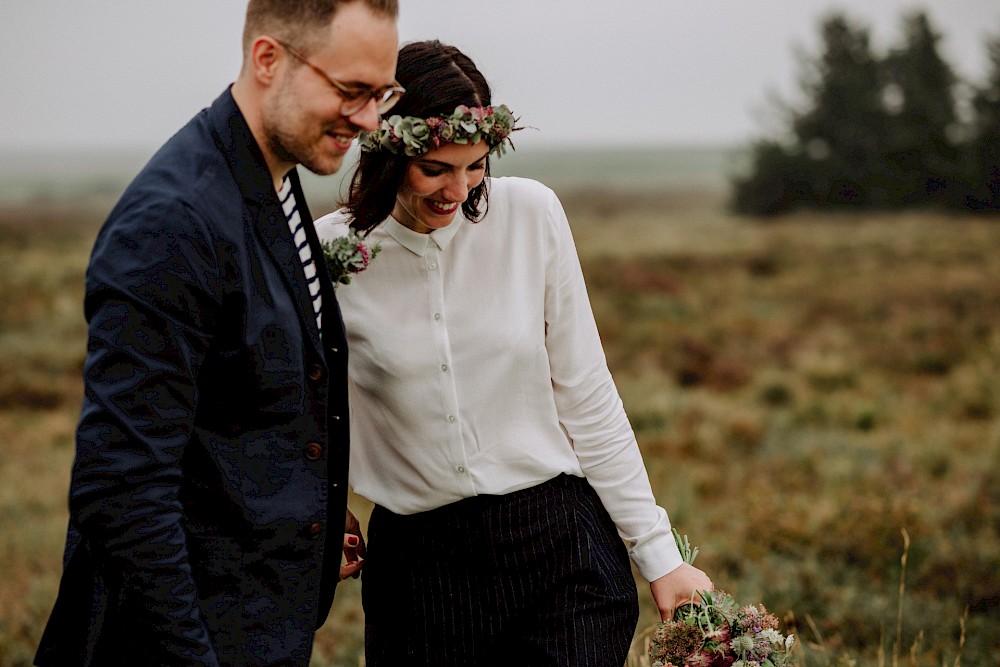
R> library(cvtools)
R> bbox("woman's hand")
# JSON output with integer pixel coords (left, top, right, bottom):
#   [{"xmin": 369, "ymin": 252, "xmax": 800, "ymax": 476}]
[
  {"xmin": 340, "ymin": 508, "xmax": 367, "ymax": 580},
  {"xmin": 650, "ymin": 563, "xmax": 714, "ymax": 621}
]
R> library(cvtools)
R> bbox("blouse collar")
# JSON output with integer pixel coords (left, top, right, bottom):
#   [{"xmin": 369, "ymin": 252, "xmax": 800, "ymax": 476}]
[{"xmin": 383, "ymin": 215, "xmax": 464, "ymax": 256}]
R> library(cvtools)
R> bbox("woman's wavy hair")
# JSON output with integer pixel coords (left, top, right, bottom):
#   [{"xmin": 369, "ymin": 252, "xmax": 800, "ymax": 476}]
[{"xmin": 344, "ymin": 40, "xmax": 494, "ymax": 232}]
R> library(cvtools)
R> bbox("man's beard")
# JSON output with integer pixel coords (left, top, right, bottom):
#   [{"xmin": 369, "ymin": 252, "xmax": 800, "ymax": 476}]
[
  {"xmin": 266, "ymin": 121, "xmax": 345, "ymax": 176},
  {"xmin": 262, "ymin": 84, "xmax": 348, "ymax": 176}
]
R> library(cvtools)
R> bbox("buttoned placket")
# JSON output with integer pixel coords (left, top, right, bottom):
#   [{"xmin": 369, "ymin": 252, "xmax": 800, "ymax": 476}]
[{"xmin": 424, "ymin": 240, "xmax": 475, "ymax": 495}]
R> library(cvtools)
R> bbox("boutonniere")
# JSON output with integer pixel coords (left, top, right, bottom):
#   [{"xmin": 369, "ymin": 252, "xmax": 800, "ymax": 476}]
[{"xmin": 320, "ymin": 227, "xmax": 382, "ymax": 286}]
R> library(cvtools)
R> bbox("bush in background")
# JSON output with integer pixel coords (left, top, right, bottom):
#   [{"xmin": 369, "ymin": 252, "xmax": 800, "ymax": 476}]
[{"xmin": 732, "ymin": 11, "xmax": 1000, "ymax": 215}]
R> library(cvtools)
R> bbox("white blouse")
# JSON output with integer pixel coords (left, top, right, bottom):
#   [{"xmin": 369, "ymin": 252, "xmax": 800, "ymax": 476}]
[{"xmin": 315, "ymin": 176, "xmax": 682, "ymax": 581}]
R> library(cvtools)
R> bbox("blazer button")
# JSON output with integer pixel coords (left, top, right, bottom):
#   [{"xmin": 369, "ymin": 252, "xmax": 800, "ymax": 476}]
[
  {"xmin": 306, "ymin": 522, "xmax": 323, "ymax": 539},
  {"xmin": 308, "ymin": 363, "xmax": 325, "ymax": 382},
  {"xmin": 304, "ymin": 442, "xmax": 324, "ymax": 461}
]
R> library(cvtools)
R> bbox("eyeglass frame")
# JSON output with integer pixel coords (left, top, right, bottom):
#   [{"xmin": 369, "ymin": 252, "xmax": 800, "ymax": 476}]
[{"xmin": 271, "ymin": 37, "xmax": 405, "ymax": 115}]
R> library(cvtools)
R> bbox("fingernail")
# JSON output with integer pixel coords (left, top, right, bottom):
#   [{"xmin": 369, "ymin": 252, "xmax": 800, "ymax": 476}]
[{"xmin": 347, "ymin": 536, "xmax": 359, "ymax": 547}]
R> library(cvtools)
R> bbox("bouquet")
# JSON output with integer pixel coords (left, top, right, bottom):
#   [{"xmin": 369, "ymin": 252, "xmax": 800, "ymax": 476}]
[
  {"xmin": 647, "ymin": 531, "xmax": 796, "ymax": 667},
  {"xmin": 320, "ymin": 227, "xmax": 381, "ymax": 286}
]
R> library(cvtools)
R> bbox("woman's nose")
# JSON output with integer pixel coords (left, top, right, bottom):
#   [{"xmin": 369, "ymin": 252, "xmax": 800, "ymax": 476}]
[{"xmin": 442, "ymin": 173, "xmax": 472, "ymax": 201}]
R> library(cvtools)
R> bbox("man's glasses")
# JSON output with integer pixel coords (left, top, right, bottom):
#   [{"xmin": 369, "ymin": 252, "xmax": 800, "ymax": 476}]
[{"xmin": 273, "ymin": 38, "xmax": 405, "ymax": 116}]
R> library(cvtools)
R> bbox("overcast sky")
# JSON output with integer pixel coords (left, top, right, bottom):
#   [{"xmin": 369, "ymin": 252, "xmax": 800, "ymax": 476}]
[{"xmin": 3, "ymin": 1, "xmax": 999, "ymax": 153}]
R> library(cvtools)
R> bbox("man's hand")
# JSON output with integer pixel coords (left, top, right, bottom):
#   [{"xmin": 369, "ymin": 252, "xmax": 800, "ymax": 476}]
[
  {"xmin": 650, "ymin": 563, "xmax": 714, "ymax": 621},
  {"xmin": 340, "ymin": 508, "xmax": 367, "ymax": 580}
]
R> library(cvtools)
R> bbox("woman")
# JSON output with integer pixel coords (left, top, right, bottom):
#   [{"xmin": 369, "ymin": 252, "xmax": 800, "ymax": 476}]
[{"xmin": 316, "ymin": 40, "xmax": 712, "ymax": 666}]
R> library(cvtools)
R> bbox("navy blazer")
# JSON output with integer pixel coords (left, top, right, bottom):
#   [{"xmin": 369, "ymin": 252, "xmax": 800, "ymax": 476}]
[{"xmin": 35, "ymin": 89, "xmax": 350, "ymax": 667}]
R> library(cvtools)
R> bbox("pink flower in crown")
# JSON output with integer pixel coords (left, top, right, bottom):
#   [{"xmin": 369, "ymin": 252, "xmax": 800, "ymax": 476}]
[
  {"xmin": 437, "ymin": 121, "xmax": 457, "ymax": 144},
  {"xmin": 425, "ymin": 117, "xmax": 445, "ymax": 148}
]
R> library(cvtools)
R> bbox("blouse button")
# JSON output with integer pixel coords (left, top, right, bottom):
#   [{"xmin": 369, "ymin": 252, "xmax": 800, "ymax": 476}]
[
  {"xmin": 428, "ymin": 262, "xmax": 438, "ymax": 270},
  {"xmin": 441, "ymin": 364, "xmax": 448, "ymax": 372},
  {"xmin": 434, "ymin": 313, "xmax": 441, "ymax": 320},
  {"xmin": 447, "ymin": 415, "xmax": 456, "ymax": 423},
  {"xmin": 457, "ymin": 466, "xmax": 466, "ymax": 474}
]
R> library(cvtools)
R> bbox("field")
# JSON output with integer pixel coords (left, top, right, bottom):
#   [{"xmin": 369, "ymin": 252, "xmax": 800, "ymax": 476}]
[{"xmin": 1, "ymin": 186, "xmax": 998, "ymax": 666}]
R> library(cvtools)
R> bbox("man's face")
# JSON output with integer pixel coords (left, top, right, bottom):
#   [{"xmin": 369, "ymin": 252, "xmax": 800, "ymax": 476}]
[{"xmin": 263, "ymin": 3, "xmax": 398, "ymax": 176}]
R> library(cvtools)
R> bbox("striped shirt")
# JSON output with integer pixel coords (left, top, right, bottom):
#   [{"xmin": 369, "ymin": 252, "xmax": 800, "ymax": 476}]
[{"xmin": 278, "ymin": 177, "xmax": 323, "ymax": 333}]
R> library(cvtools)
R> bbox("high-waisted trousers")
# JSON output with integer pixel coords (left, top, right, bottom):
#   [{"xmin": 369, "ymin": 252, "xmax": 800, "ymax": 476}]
[{"xmin": 363, "ymin": 473, "xmax": 639, "ymax": 666}]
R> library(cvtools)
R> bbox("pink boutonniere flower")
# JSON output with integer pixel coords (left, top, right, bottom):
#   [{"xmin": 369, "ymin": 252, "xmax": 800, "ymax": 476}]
[{"xmin": 320, "ymin": 227, "xmax": 381, "ymax": 286}]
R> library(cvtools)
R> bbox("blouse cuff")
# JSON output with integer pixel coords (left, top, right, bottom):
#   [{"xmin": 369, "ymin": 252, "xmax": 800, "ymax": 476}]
[{"xmin": 630, "ymin": 528, "xmax": 685, "ymax": 582}]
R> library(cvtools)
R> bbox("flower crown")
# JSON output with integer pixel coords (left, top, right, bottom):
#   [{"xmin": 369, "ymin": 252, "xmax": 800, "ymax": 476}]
[{"xmin": 359, "ymin": 104, "xmax": 517, "ymax": 157}]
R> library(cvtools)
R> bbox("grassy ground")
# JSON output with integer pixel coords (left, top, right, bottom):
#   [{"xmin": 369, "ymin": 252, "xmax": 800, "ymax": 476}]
[{"xmin": 1, "ymin": 189, "xmax": 998, "ymax": 666}]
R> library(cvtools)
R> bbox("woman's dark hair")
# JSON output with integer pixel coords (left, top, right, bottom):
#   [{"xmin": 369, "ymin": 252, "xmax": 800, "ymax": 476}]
[{"xmin": 344, "ymin": 40, "xmax": 494, "ymax": 232}]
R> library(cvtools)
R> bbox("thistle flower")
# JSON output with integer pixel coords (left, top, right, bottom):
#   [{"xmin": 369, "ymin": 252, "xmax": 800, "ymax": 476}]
[{"xmin": 730, "ymin": 635, "xmax": 755, "ymax": 654}]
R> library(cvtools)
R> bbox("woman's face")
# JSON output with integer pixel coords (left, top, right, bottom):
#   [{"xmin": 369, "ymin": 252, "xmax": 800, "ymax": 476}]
[{"xmin": 392, "ymin": 141, "xmax": 491, "ymax": 234}]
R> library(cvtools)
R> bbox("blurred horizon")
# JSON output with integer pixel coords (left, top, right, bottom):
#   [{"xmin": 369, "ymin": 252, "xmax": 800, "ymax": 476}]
[{"xmin": 0, "ymin": 143, "xmax": 746, "ymax": 207}]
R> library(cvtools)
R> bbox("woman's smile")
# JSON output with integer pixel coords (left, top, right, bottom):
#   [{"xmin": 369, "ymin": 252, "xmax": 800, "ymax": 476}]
[{"xmin": 425, "ymin": 199, "xmax": 459, "ymax": 215}]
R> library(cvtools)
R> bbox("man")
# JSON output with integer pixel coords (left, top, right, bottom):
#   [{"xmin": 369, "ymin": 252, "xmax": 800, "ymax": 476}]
[{"xmin": 34, "ymin": 1, "xmax": 399, "ymax": 665}]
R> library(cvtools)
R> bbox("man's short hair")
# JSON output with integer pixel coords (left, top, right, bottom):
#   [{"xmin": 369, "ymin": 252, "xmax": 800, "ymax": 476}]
[{"xmin": 243, "ymin": 0, "xmax": 398, "ymax": 56}]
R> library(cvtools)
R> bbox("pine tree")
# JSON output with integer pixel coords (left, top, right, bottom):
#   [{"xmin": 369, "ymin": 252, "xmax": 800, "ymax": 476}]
[
  {"xmin": 731, "ymin": 13, "xmax": 891, "ymax": 214},
  {"xmin": 791, "ymin": 13, "xmax": 894, "ymax": 207},
  {"xmin": 966, "ymin": 25, "xmax": 1000, "ymax": 210},
  {"xmin": 880, "ymin": 11, "xmax": 962, "ymax": 207}
]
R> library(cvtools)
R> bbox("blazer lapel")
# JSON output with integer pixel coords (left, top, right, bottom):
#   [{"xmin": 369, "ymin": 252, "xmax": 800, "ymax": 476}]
[
  {"xmin": 208, "ymin": 87, "xmax": 326, "ymax": 360},
  {"xmin": 252, "ymin": 193, "xmax": 325, "ymax": 353}
]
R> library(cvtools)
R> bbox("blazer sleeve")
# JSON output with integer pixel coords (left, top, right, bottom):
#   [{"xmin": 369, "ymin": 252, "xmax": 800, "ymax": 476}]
[{"xmin": 71, "ymin": 195, "xmax": 222, "ymax": 665}]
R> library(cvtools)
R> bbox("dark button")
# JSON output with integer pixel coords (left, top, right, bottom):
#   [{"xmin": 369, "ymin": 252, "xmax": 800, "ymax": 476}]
[
  {"xmin": 304, "ymin": 442, "xmax": 323, "ymax": 461},
  {"xmin": 306, "ymin": 522, "xmax": 323, "ymax": 538},
  {"xmin": 308, "ymin": 363, "xmax": 325, "ymax": 382}
]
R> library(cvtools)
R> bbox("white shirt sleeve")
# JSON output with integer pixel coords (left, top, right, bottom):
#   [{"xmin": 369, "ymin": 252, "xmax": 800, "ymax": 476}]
[{"xmin": 540, "ymin": 188, "xmax": 683, "ymax": 581}]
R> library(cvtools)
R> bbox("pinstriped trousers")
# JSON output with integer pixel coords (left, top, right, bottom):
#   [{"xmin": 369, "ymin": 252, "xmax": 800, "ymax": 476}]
[{"xmin": 362, "ymin": 474, "xmax": 639, "ymax": 666}]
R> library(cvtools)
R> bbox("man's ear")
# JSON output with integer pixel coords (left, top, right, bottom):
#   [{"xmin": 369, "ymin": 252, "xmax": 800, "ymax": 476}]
[{"xmin": 248, "ymin": 35, "xmax": 282, "ymax": 85}]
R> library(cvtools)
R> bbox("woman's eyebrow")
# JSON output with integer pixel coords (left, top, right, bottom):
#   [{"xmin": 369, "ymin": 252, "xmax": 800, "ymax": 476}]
[
  {"xmin": 415, "ymin": 159, "xmax": 453, "ymax": 168},
  {"xmin": 416, "ymin": 158, "xmax": 486, "ymax": 168}
]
